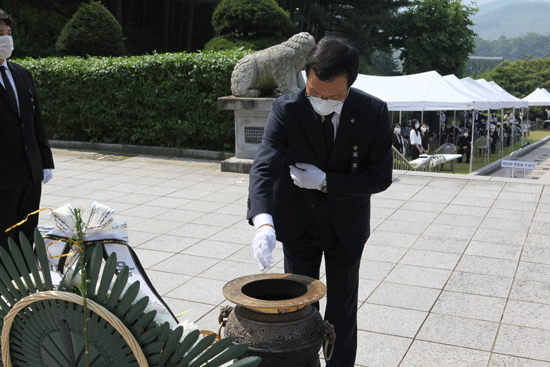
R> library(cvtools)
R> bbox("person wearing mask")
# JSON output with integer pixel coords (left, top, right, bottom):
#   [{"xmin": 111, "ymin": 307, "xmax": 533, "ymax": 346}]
[
  {"xmin": 503, "ymin": 122, "xmax": 512, "ymax": 146},
  {"xmin": 420, "ymin": 123, "xmax": 430, "ymax": 154},
  {"xmin": 0, "ymin": 9, "xmax": 54, "ymax": 250},
  {"xmin": 457, "ymin": 129, "xmax": 472, "ymax": 163},
  {"xmin": 247, "ymin": 36, "xmax": 393, "ymax": 367},
  {"xmin": 409, "ymin": 119, "xmax": 423, "ymax": 159},
  {"xmin": 392, "ymin": 124, "xmax": 405, "ymax": 156},
  {"xmin": 489, "ymin": 124, "xmax": 500, "ymax": 154},
  {"xmin": 466, "ymin": 117, "xmax": 473, "ymax": 131}
]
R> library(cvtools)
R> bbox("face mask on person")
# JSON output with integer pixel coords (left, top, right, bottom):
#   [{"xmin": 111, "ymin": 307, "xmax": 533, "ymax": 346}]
[
  {"xmin": 415, "ymin": 123, "xmax": 420, "ymax": 129},
  {"xmin": 464, "ymin": 133, "xmax": 469, "ymax": 137},
  {"xmin": 0, "ymin": 35, "xmax": 13, "ymax": 60},
  {"xmin": 395, "ymin": 128, "xmax": 401, "ymax": 134},
  {"xmin": 307, "ymin": 92, "xmax": 347, "ymax": 116},
  {"xmin": 421, "ymin": 127, "xmax": 427, "ymax": 132}
]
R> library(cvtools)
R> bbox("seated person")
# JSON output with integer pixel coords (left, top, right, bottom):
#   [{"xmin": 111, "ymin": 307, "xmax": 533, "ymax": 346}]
[
  {"xmin": 446, "ymin": 125, "xmax": 460, "ymax": 144},
  {"xmin": 457, "ymin": 129, "xmax": 472, "ymax": 163}
]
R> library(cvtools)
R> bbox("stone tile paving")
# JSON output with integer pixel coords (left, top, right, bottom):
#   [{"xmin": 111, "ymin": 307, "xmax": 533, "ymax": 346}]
[{"xmin": 39, "ymin": 148, "xmax": 550, "ymax": 367}]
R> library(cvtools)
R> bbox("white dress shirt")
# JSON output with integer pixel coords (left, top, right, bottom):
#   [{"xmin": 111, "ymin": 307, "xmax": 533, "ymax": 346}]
[{"xmin": 409, "ymin": 129, "xmax": 422, "ymax": 146}]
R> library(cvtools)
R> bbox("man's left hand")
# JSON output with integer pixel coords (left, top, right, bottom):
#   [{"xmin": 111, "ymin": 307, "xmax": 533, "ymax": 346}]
[
  {"xmin": 42, "ymin": 169, "xmax": 53, "ymax": 184},
  {"xmin": 290, "ymin": 163, "xmax": 326, "ymax": 190}
]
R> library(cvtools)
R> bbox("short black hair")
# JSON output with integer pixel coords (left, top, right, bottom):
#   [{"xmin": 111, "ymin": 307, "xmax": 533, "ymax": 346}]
[
  {"xmin": 0, "ymin": 9, "xmax": 12, "ymax": 27},
  {"xmin": 305, "ymin": 36, "xmax": 359, "ymax": 88}
]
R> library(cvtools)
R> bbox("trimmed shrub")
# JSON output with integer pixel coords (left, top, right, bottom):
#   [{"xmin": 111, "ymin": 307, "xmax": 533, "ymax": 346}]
[
  {"xmin": 17, "ymin": 49, "xmax": 252, "ymax": 151},
  {"xmin": 56, "ymin": 1, "xmax": 125, "ymax": 57},
  {"xmin": 203, "ymin": 37, "xmax": 254, "ymax": 52},
  {"xmin": 212, "ymin": 0, "xmax": 291, "ymax": 39},
  {"xmin": 203, "ymin": 35, "xmax": 286, "ymax": 52}
]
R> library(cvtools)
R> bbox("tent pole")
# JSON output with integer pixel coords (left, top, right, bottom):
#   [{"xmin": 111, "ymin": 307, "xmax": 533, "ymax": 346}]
[{"xmin": 470, "ymin": 109, "xmax": 475, "ymax": 173}]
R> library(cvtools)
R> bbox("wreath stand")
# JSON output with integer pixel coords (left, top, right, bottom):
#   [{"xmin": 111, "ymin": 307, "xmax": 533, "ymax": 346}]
[{"xmin": 0, "ymin": 230, "xmax": 261, "ymax": 367}]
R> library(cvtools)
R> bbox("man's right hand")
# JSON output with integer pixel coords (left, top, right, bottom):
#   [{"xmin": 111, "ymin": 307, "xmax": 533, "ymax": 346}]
[{"xmin": 252, "ymin": 225, "xmax": 276, "ymax": 271}]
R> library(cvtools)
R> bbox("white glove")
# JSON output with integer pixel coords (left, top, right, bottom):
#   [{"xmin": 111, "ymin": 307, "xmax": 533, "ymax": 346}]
[
  {"xmin": 252, "ymin": 225, "xmax": 276, "ymax": 271},
  {"xmin": 290, "ymin": 162, "xmax": 326, "ymax": 190},
  {"xmin": 42, "ymin": 169, "xmax": 53, "ymax": 184}
]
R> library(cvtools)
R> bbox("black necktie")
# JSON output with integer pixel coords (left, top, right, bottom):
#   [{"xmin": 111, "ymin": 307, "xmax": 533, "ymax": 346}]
[
  {"xmin": 1, "ymin": 66, "xmax": 18, "ymax": 115},
  {"xmin": 324, "ymin": 112, "xmax": 335, "ymax": 153}
]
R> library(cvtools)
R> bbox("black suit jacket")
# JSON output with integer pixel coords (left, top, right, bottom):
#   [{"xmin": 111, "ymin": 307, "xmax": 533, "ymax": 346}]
[
  {"xmin": 0, "ymin": 61, "xmax": 54, "ymax": 190},
  {"xmin": 247, "ymin": 88, "xmax": 393, "ymax": 251}
]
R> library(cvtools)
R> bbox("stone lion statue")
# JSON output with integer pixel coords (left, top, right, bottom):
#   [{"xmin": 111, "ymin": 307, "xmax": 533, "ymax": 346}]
[{"xmin": 231, "ymin": 32, "xmax": 316, "ymax": 97}]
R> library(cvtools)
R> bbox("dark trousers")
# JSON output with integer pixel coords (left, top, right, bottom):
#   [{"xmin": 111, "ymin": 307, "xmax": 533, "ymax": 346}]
[
  {"xmin": 457, "ymin": 147, "xmax": 471, "ymax": 163},
  {"xmin": 283, "ymin": 217, "xmax": 363, "ymax": 367},
  {"xmin": 0, "ymin": 181, "xmax": 42, "ymax": 252}
]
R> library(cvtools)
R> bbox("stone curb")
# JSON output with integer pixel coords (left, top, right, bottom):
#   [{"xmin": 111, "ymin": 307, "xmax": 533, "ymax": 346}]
[
  {"xmin": 49, "ymin": 140, "xmax": 234, "ymax": 161},
  {"xmin": 470, "ymin": 134, "xmax": 550, "ymax": 176}
]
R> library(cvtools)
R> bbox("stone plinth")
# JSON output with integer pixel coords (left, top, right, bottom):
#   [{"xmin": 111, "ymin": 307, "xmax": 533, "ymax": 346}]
[{"xmin": 218, "ymin": 95, "xmax": 277, "ymax": 172}]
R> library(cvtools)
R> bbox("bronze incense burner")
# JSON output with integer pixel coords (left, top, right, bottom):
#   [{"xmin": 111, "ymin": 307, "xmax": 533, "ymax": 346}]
[{"xmin": 220, "ymin": 273, "xmax": 335, "ymax": 367}]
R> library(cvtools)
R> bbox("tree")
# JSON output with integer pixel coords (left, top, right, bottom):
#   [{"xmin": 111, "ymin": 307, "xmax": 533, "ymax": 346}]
[
  {"xmin": 56, "ymin": 1, "xmax": 125, "ymax": 56},
  {"xmin": 212, "ymin": 0, "xmax": 292, "ymax": 39},
  {"xmin": 481, "ymin": 57, "xmax": 550, "ymax": 120},
  {"xmin": 474, "ymin": 33, "xmax": 550, "ymax": 61},
  {"xmin": 275, "ymin": 0, "xmax": 408, "ymax": 60},
  {"xmin": 481, "ymin": 58, "xmax": 550, "ymax": 99},
  {"xmin": 180, "ymin": 0, "xmax": 220, "ymax": 52},
  {"xmin": 393, "ymin": 0, "xmax": 477, "ymax": 77}
]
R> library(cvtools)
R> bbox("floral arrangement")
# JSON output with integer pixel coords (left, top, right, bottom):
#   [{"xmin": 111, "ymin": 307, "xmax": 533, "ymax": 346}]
[{"xmin": 429, "ymin": 154, "xmax": 446, "ymax": 168}]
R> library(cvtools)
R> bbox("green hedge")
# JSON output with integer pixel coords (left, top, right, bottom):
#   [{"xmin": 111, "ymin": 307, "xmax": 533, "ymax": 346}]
[{"xmin": 16, "ymin": 49, "xmax": 252, "ymax": 152}]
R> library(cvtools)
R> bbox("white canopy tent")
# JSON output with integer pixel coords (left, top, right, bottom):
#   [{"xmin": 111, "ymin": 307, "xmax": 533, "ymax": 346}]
[
  {"xmin": 475, "ymin": 79, "xmax": 528, "ymax": 108},
  {"xmin": 522, "ymin": 88, "xmax": 550, "ymax": 106},
  {"xmin": 444, "ymin": 75, "xmax": 504, "ymax": 110},
  {"xmin": 302, "ymin": 70, "xmax": 481, "ymax": 111},
  {"xmin": 300, "ymin": 70, "xmax": 526, "ymax": 172},
  {"xmin": 353, "ymin": 71, "xmax": 481, "ymax": 111}
]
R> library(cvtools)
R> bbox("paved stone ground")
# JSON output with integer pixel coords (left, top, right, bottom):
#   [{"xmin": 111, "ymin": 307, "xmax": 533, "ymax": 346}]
[{"xmin": 39, "ymin": 148, "xmax": 550, "ymax": 367}]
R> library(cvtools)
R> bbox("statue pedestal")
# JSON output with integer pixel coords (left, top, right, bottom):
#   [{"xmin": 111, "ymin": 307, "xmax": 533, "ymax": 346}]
[{"xmin": 218, "ymin": 95, "xmax": 277, "ymax": 173}]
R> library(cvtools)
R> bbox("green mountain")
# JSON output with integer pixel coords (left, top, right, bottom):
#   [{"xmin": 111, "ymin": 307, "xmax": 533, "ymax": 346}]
[{"xmin": 472, "ymin": 1, "xmax": 550, "ymax": 39}]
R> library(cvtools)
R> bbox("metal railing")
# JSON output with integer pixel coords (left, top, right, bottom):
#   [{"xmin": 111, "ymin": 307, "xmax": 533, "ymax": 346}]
[{"xmin": 392, "ymin": 146, "xmax": 430, "ymax": 172}]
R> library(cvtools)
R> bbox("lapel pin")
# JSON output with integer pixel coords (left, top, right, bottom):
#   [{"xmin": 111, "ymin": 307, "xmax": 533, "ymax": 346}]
[
  {"xmin": 351, "ymin": 118, "xmax": 355, "ymax": 124},
  {"xmin": 353, "ymin": 145, "xmax": 358, "ymax": 151}
]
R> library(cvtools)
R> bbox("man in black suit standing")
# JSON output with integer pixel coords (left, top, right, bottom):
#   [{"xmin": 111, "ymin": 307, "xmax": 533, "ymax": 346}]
[
  {"xmin": 0, "ymin": 9, "xmax": 54, "ymax": 249},
  {"xmin": 247, "ymin": 37, "xmax": 393, "ymax": 367}
]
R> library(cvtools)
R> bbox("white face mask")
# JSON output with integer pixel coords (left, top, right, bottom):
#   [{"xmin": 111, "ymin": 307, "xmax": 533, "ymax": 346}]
[
  {"xmin": 415, "ymin": 123, "xmax": 420, "ymax": 129},
  {"xmin": 307, "ymin": 95, "xmax": 345, "ymax": 116},
  {"xmin": 0, "ymin": 35, "xmax": 13, "ymax": 60},
  {"xmin": 395, "ymin": 128, "xmax": 401, "ymax": 134},
  {"xmin": 421, "ymin": 127, "xmax": 427, "ymax": 132},
  {"xmin": 464, "ymin": 133, "xmax": 469, "ymax": 137}
]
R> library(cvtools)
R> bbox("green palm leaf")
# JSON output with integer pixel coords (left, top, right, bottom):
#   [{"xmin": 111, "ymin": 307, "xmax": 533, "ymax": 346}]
[{"xmin": 0, "ymin": 231, "xmax": 261, "ymax": 367}]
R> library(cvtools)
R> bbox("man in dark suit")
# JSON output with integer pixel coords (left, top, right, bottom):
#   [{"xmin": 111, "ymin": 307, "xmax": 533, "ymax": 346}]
[
  {"xmin": 247, "ymin": 37, "xmax": 393, "ymax": 367},
  {"xmin": 0, "ymin": 9, "xmax": 54, "ymax": 250}
]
